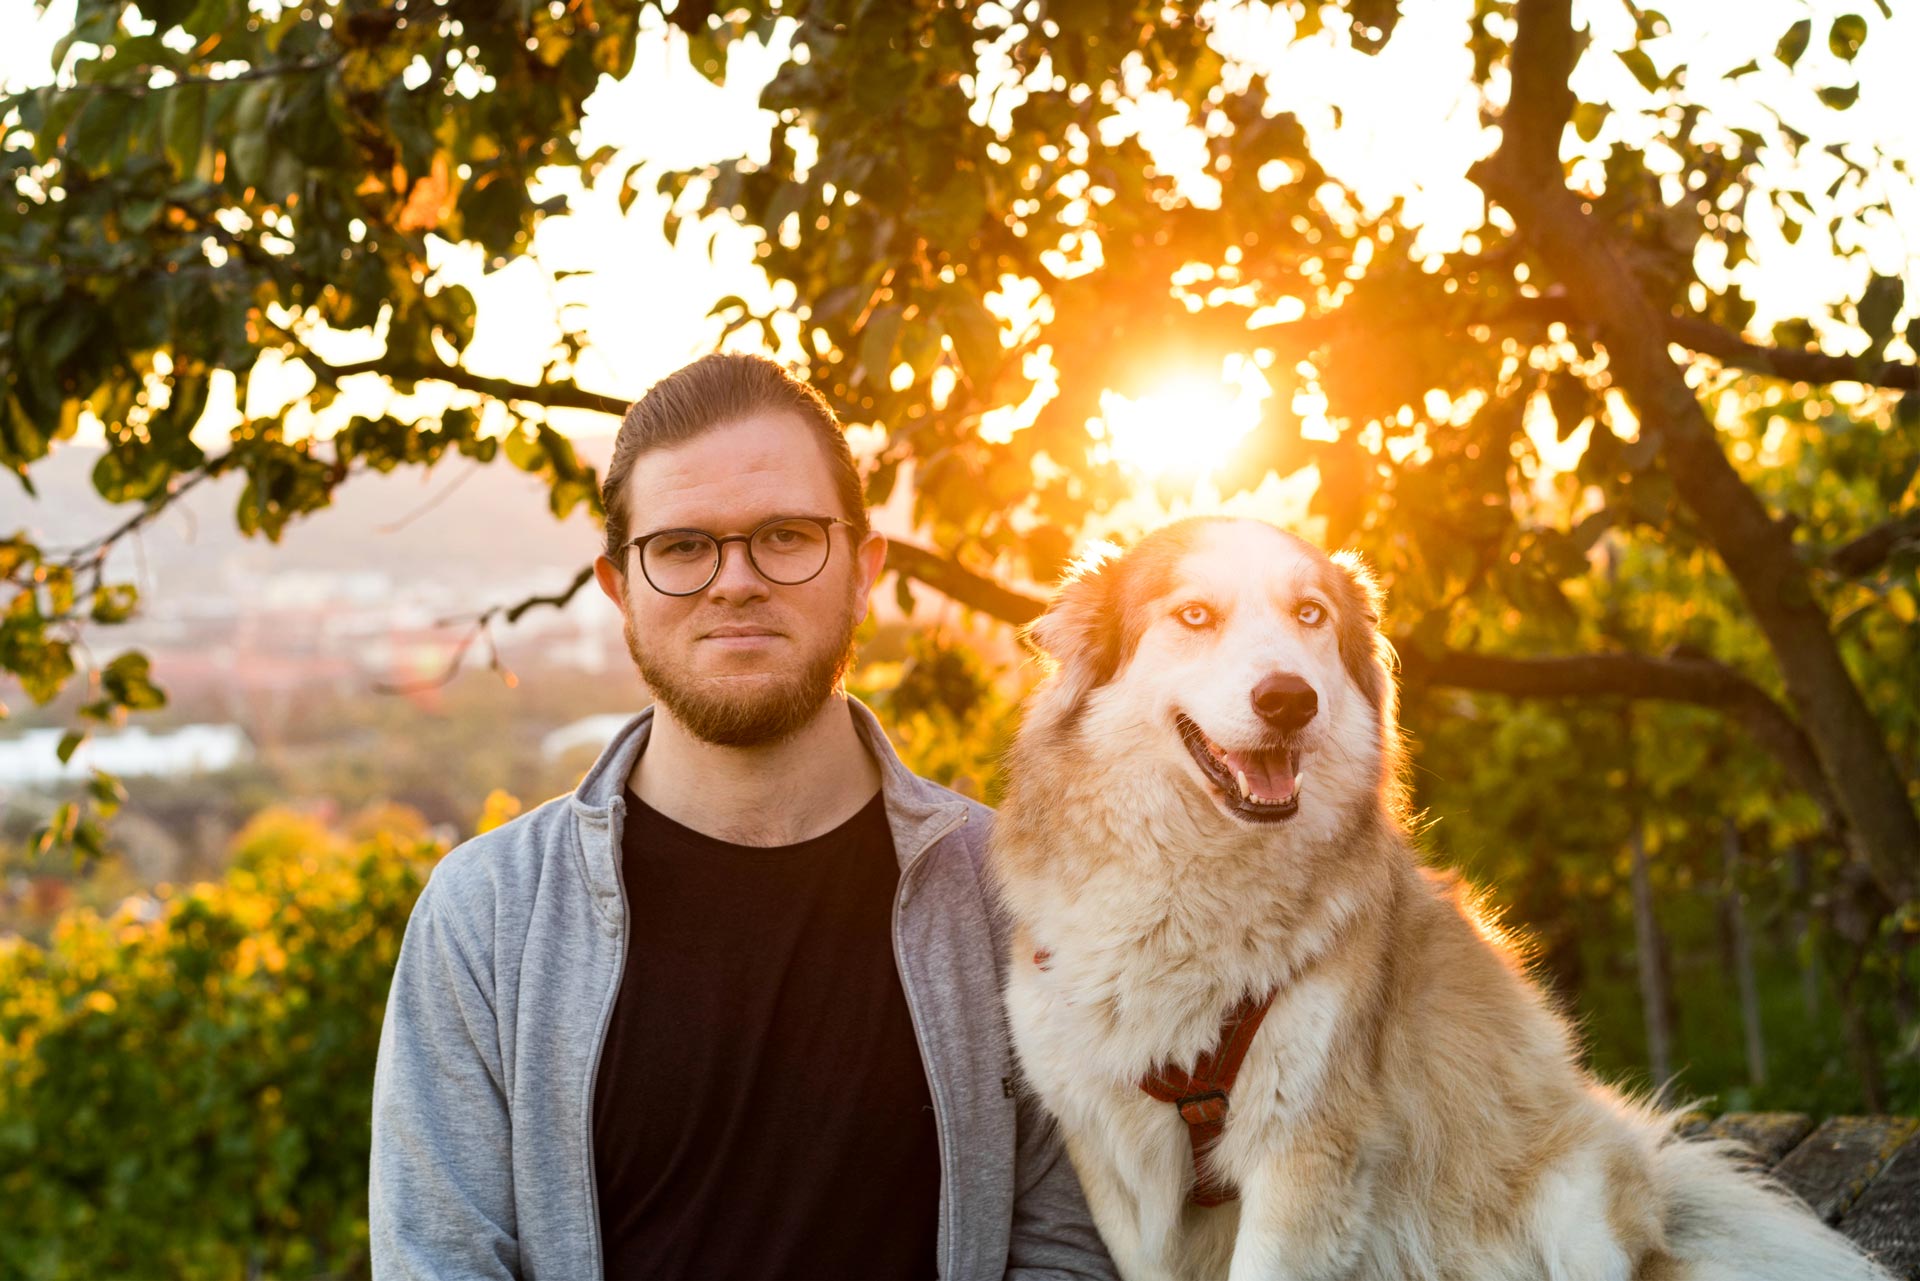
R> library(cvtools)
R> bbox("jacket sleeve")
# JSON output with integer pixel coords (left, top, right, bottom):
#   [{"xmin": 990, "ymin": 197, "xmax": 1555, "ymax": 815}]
[
  {"xmin": 1005, "ymin": 1070, "xmax": 1119, "ymax": 1280},
  {"xmin": 369, "ymin": 869, "xmax": 521, "ymax": 1280}
]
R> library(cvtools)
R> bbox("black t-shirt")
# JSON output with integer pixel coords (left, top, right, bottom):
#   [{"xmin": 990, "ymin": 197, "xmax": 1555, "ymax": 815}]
[{"xmin": 591, "ymin": 785, "xmax": 942, "ymax": 1281}]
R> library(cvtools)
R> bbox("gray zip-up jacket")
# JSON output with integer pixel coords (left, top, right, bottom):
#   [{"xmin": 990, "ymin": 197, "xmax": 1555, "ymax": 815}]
[{"xmin": 369, "ymin": 698, "xmax": 1115, "ymax": 1281}]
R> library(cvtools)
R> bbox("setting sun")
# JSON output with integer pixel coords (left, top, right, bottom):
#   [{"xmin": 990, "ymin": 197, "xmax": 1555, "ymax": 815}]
[{"xmin": 1090, "ymin": 360, "xmax": 1273, "ymax": 480}]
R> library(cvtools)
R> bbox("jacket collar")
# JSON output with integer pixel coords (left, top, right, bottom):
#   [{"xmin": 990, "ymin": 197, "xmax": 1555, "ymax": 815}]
[{"xmin": 569, "ymin": 696, "xmax": 973, "ymax": 905}]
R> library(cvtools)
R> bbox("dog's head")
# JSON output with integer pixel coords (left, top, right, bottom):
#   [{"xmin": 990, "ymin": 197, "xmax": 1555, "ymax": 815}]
[{"xmin": 1021, "ymin": 517, "xmax": 1403, "ymax": 833}]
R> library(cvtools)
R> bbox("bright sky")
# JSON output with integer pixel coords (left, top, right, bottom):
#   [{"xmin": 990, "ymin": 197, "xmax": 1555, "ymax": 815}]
[{"xmin": 3, "ymin": 0, "xmax": 1915, "ymax": 522}]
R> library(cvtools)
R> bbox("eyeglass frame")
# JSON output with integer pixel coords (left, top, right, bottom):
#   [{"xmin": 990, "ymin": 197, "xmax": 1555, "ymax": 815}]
[{"xmin": 620, "ymin": 514, "xmax": 858, "ymax": 597}]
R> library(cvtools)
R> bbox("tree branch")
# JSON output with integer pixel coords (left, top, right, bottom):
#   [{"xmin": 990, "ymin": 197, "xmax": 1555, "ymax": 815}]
[
  {"xmin": 1258, "ymin": 290, "xmax": 1918, "ymax": 395},
  {"xmin": 56, "ymin": 452, "xmax": 233, "ymax": 568},
  {"xmin": 1471, "ymin": 0, "xmax": 1920, "ymax": 900},
  {"xmin": 884, "ymin": 540, "xmax": 1047, "ymax": 626},
  {"xmin": 374, "ymin": 565, "xmax": 596, "ymax": 695},
  {"xmin": 1826, "ymin": 508, "xmax": 1920, "ymax": 578},
  {"xmin": 1666, "ymin": 315, "xmax": 1917, "ymax": 393},
  {"xmin": 47, "ymin": 55, "xmax": 341, "ymax": 98},
  {"xmin": 1394, "ymin": 644, "xmax": 1838, "ymax": 827},
  {"xmin": 306, "ymin": 353, "xmax": 630, "ymax": 416},
  {"xmin": 880, "ymin": 539, "xmax": 1836, "ymax": 822}
]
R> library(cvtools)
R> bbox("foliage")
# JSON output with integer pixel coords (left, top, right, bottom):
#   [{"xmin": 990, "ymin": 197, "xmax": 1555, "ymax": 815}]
[
  {"xmin": 857, "ymin": 629, "xmax": 1026, "ymax": 805},
  {"xmin": 1, "ymin": 0, "xmax": 1917, "ymax": 1102},
  {"xmin": 0, "ymin": 806, "xmax": 438, "ymax": 1280}
]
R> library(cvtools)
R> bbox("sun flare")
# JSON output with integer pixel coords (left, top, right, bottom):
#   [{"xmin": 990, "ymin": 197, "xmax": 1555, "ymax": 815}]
[{"xmin": 1090, "ymin": 360, "xmax": 1272, "ymax": 480}]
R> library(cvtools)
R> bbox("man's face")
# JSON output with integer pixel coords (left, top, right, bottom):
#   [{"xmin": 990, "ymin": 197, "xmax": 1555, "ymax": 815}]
[{"xmin": 593, "ymin": 412, "xmax": 886, "ymax": 747}]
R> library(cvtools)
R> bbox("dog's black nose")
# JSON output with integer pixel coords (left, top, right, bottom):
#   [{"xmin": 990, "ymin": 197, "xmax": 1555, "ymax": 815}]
[{"xmin": 1251, "ymin": 673, "xmax": 1317, "ymax": 731}]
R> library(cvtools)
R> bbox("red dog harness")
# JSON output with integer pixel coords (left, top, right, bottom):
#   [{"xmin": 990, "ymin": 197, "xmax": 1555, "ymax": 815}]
[{"xmin": 1138, "ymin": 990, "xmax": 1277, "ymax": 1207}]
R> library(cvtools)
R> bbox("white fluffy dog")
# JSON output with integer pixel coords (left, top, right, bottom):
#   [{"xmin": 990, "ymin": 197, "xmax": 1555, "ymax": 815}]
[{"xmin": 990, "ymin": 516, "xmax": 1889, "ymax": 1281}]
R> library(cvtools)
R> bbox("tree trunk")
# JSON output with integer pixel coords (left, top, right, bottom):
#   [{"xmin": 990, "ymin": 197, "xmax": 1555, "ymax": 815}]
[
  {"xmin": 1788, "ymin": 842, "xmax": 1823, "ymax": 1020},
  {"xmin": 1721, "ymin": 820, "xmax": 1768, "ymax": 1088},
  {"xmin": 1836, "ymin": 956, "xmax": 1888, "ymax": 1112},
  {"xmin": 1473, "ymin": 0, "xmax": 1920, "ymax": 904},
  {"xmin": 1630, "ymin": 823, "xmax": 1674, "ymax": 1087}
]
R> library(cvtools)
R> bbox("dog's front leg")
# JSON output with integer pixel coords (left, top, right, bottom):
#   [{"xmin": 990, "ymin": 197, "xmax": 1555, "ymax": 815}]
[
  {"xmin": 1225, "ymin": 1131, "xmax": 1370, "ymax": 1281},
  {"xmin": 1064, "ymin": 1129, "xmax": 1192, "ymax": 1281}
]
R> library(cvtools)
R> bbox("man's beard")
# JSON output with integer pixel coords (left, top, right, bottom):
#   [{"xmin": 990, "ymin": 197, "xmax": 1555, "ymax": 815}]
[{"xmin": 621, "ymin": 587, "xmax": 859, "ymax": 748}]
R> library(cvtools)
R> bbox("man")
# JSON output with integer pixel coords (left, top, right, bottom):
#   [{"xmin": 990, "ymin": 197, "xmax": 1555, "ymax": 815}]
[{"xmin": 369, "ymin": 352, "xmax": 1115, "ymax": 1281}]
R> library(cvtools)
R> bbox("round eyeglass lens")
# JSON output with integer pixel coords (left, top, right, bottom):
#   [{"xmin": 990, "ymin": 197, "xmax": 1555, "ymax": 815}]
[
  {"xmin": 642, "ymin": 532, "xmax": 721, "ymax": 595},
  {"xmin": 749, "ymin": 517, "xmax": 831, "ymax": 583}
]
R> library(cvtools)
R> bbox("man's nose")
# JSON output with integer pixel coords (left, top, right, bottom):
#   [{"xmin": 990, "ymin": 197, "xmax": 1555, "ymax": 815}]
[
  {"xmin": 707, "ymin": 540, "xmax": 770, "ymax": 601},
  {"xmin": 1251, "ymin": 673, "xmax": 1317, "ymax": 732}
]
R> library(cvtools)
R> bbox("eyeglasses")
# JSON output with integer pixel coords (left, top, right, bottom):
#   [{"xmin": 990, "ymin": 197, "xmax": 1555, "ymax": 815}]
[{"xmin": 623, "ymin": 515, "xmax": 856, "ymax": 596}]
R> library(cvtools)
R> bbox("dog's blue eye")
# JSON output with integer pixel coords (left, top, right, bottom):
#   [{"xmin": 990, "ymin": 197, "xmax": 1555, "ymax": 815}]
[
  {"xmin": 1296, "ymin": 601, "xmax": 1327, "ymax": 627},
  {"xmin": 1177, "ymin": 604, "xmax": 1212, "ymax": 628}
]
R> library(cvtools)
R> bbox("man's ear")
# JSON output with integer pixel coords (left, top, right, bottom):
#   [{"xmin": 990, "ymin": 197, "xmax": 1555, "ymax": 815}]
[
  {"xmin": 855, "ymin": 529, "xmax": 888, "ymax": 619},
  {"xmin": 1023, "ymin": 540, "xmax": 1128, "ymax": 708},
  {"xmin": 593, "ymin": 554, "xmax": 629, "ymax": 609}
]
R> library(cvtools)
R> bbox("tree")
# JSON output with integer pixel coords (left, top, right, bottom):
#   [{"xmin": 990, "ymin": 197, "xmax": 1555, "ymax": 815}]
[{"xmin": 2, "ymin": 0, "xmax": 1915, "ymax": 916}]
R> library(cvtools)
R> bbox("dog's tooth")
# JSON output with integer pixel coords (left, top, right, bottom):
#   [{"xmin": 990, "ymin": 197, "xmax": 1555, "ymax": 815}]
[
  {"xmin": 1235, "ymin": 768, "xmax": 1249, "ymax": 798},
  {"xmin": 1294, "ymin": 771, "xmax": 1307, "ymax": 793}
]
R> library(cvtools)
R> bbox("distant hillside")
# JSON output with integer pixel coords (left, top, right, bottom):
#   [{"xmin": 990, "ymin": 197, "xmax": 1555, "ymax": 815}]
[{"xmin": 11, "ymin": 437, "xmax": 616, "ymax": 598}]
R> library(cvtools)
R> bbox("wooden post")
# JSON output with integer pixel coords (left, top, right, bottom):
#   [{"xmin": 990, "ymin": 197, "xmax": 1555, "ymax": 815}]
[
  {"xmin": 1789, "ymin": 842, "xmax": 1823, "ymax": 1020},
  {"xmin": 1630, "ymin": 822, "xmax": 1673, "ymax": 1088},
  {"xmin": 1722, "ymin": 819, "xmax": 1767, "ymax": 1087}
]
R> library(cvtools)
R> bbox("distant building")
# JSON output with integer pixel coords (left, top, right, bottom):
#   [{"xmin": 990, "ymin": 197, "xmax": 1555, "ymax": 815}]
[
  {"xmin": 540, "ymin": 714, "xmax": 635, "ymax": 761},
  {"xmin": 0, "ymin": 724, "xmax": 253, "ymax": 787}
]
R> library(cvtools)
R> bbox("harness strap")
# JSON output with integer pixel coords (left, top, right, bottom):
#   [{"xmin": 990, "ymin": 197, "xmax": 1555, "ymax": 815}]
[{"xmin": 1138, "ymin": 989, "xmax": 1277, "ymax": 1207}]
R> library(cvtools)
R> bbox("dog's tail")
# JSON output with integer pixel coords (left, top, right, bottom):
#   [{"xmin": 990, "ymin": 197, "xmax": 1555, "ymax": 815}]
[{"xmin": 1651, "ymin": 1130, "xmax": 1894, "ymax": 1280}]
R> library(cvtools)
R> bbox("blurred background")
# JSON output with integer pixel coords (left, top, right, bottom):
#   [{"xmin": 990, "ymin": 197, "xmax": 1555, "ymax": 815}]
[{"xmin": 2, "ymin": 0, "xmax": 1917, "ymax": 1275}]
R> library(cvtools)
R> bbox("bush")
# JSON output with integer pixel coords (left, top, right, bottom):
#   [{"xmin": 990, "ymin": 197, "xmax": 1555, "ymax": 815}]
[{"xmin": 0, "ymin": 808, "xmax": 440, "ymax": 1280}]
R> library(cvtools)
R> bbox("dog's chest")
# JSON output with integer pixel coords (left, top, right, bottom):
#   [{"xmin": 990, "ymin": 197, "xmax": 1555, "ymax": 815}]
[{"xmin": 1006, "ymin": 945, "xmax": 1347, "ymax": 1148}]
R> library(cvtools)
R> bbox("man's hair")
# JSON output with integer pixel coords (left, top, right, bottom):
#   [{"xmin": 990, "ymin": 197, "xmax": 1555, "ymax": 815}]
[{"xmin": 600, "ymin": 352, "xmax": 869, "ymax": 567}]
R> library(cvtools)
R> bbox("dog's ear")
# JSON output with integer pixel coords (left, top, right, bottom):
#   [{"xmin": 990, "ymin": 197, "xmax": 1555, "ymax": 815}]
[
  {"xmin": 1023, "ymin": 540, "xmax": 1128, "ymax": 705},
  {"xmin": 1327, "ymin": 549, "xmax": 1397, "ymax": 714}
]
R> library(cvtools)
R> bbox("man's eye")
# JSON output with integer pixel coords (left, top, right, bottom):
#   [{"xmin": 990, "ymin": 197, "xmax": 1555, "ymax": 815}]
[
  {"xmin": 1296, "ymin": 600, "xmax": 1327, "ymax": 627},
  {"xmin": 1176, "ymin": 603, "xmax": 1213, "ymax": 628}
]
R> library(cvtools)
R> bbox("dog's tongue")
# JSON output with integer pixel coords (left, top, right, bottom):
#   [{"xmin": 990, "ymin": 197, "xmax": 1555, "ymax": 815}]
[{"xmin": 1222, "ymin": 747, "xmax": 1297, "ymax": 803}]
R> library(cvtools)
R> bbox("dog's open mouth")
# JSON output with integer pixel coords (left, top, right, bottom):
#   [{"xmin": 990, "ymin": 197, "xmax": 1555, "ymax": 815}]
[{"xmin": 1176, "ymin": 713, "xmax": 1303, "ymax": 822}]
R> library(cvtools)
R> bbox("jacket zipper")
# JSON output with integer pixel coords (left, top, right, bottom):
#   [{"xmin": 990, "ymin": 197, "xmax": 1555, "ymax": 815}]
[
  {"xmin": 584, "ymin": 800, "xmax": 630, "ymax": 1281},
  {"xmin": 891, "ymin": 810, "xmax": 970, "ymax": 1279}
]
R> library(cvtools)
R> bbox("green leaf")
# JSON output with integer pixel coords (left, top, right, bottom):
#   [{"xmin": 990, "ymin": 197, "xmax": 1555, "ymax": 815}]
[
  {"xmin": 56, "ymin": 729, "xmax": 87, "ymax": 764},
  {"xmin": 1571, "ymin": 101, "xmax": 1608, "ymax": 143},
  {"xmin": 502, "ymin": 426, "xmax": 548, "ymax": 474},
  {"xmin": 90, "ymin": 583, "xmax": 140, "ymax": 624},
  {"xmin": 1858, "ymin": 274, "xmax": 1904, "ymax": 348},
  {"xmin": 162, "ymin": 81, "xmax": 206, "ymax": 176},
  {"xmin": 685, "ymin": 26, "xmax": 726, "ymax": 85},
  {"xmin": 860, "ymin": 305, "xmax": 903, "ymax": 384},
  {"xmin": 1817, "ymin": 83, "xmax": 1860, "ymax": 110},
  {"xmin": 1828, "ymin": 13, "xmax": 1867, "ymax": 61},
  {"xmin": 101, "ymin": 651, "xmax": 167, "ymax": 712},
  {"xmin": 1617, "ymin": 47, "xmax": 1661, "ymax": 93},
  {"xmin": 938, "ymin": 285, "xmax": 1002, "ymax": 382},
  {"xmin": 1723, "ymin": 59, "xmax": 1759, "ymax": 80},
  {"xmin": 1775, "ymin": 18, "xmax": 1810, "ymax": 67},
  {"xmin": 87, "ymin": 769, "xmax": 125, "ymax": 817}
]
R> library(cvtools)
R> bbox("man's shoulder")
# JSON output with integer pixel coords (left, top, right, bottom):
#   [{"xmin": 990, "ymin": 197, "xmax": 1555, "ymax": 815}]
[
  {"xmin": 904, "ymin": 771, "xmax": 995, "ymax": 830},
  {"xmin": 419, "ymin": 791, "xmax": 579, "ymax": 921}
]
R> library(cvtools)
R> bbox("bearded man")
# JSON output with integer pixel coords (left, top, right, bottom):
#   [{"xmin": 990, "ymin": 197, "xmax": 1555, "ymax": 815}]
[{"xmin": 368, "ymin": 353, "xmax": 1114, "ymax": 1281}]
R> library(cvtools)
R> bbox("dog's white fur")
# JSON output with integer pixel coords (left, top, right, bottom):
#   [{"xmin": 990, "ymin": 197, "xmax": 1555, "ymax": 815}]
[{"xmin": 991, "ymin": 517, "xmax": 1890, "ymax": 1281}]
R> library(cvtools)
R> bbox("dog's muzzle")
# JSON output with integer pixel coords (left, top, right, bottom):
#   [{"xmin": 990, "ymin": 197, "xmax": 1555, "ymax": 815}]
[{"xmin": 1176, "ymin": 712, "xmax": 1303, "ymax": 822}]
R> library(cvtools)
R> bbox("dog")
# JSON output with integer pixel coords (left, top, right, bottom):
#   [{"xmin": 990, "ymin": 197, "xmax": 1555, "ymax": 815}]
[{"xmin": 990, "ymin": 516, "xmax": 1890, "ymax": 1281}]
